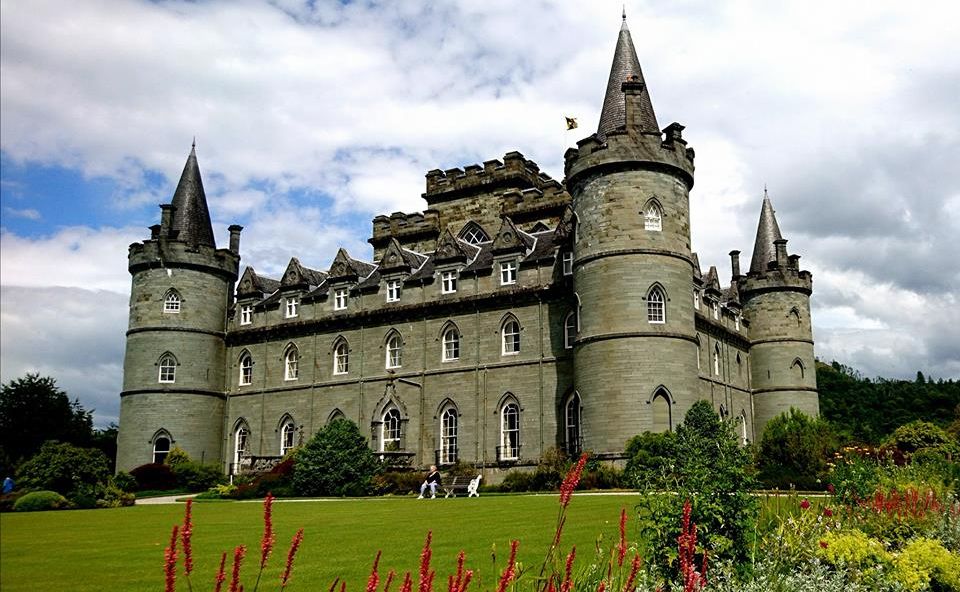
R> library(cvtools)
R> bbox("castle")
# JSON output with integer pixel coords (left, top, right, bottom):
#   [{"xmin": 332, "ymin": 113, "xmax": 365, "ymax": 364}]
[{"xmin": 116, "ymin": 16, "xmax": 819, "ymax": 474}]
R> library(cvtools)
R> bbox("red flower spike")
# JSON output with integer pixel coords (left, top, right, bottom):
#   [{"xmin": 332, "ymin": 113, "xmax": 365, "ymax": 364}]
[
  {"xmin": 340, "ymin": 581, "xmax": 347, "ymax": 592},
  {"xmin": 164, "ymin": 524, "xmax": 179, "ymax": 592},
  {"xmin": 561, "ymin": 546, "xmax": 576, "ymax": 592},
  {"xmin": 328, "ymin": 578, "xmax": 342, "ymax": 592},
  {"xmin": 496, "ymin": 540, "xmax": 519, "ymax": 592},
  {"xmin": 400, "ymin": 573, "xmax": 413, "ymax": 592},
  {"xmin": 823, "ymin": 507, "xmax": 833, "ymax": 518},
  {"xmin": 418, "ymin": 532, "xmax": 433, "ymax": 592},
  {"xmin": 819, "ymin": 540, "xmax": 829, "ymax": 549},
  {"xmin": 181, "ymin": 499, "xmax": 194, "ymax": 577},
  {"xmin": 384, "ymin": 571, "xmax": 396, "ymax": 592},
  {"xmin": 260, "ymin": 493, "xmax": 276, "ymax": 570},
  {"xmin": 458, "ymin": 570, "xmax": 473, "ymax": 592},
  {"xmin": 280, "ymin": 529, "xmax": 304, "ymax": 589},
  {"xmin": 452, "ymin": 550, "xmax": 465, "ymax": 592},
  {"xmin": 367, "ymin": 550, "xmax": 382, "ymax": 592},
  {"xmin": 596, "ymin": 581, "xmax": 606, "ymax": 592},
  {"xmin": 559, "ymin": 454, "xmax": 589, "ymax": 508},
  {"xmin": 214, "ymin": 552, "xmax": 228, "ymax": 592},
  {"xmin": 617, "ymin": 508, "xmax": 627, "ymax": 567},
  {"xmin": 228, "ymin": 545, "xmax": 246, "ymax": 592},
  {"xmin": 621, "ymin": 554, "xmax": 641, "ymax": 592}
]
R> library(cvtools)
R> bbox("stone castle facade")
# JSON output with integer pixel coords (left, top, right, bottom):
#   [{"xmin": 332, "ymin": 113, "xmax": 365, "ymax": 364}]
[{"xmin": 116, "ymin": 17, "xmax": 819, "ymax": 474}]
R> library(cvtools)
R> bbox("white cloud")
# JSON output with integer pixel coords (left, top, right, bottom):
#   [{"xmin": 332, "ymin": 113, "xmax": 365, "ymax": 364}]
[{"xmin": 2, "ymin": 207, "xmax": 41, "ymax": 220}]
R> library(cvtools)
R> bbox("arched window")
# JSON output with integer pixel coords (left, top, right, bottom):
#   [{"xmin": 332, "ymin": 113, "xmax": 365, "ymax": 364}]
[
  {"xmin": 280, "ymin": 418, "xmax": 296, "ymax": 456},
  {"xmin": 502, "ymin": 318, "xmax": 521, "ymax": 355},
  {"xmin": 284, "ymin": 345, "xmax": 299, "ymax": 381},
  {"xmin": 233, "ymin": 424, "xmax": 249, "ymax": 475},
  {"xmin": 334, "ymin": 339, "xmax": 349, "ymax": 375},
  {"xmin": 643, "ymin": 201, "xmax": 662, "ymax": 231},
  {"xmin": 650, "ymin": 388, "xmax": 673, "ymax": 432},
  {"xmin": 163, "ymin": 290, "xmax": 181, "ymax": 313},
  {"xmin": 695, "ymin": 335, "xmax": 702, "ymax": 371},
  {"xmin": 713, "ymin": 344, "xmax": 721, "ymax": 376},
  {"xmin": 500, "ymin": 400, "xmax": 520, "ymax": 460},
  {"xmin": 565, "ymin": 392, "xmax": 582, "ymax": 456},
  {"xmin": 647, "ymin": 286, "xmax": 666, "ymax": 324},
  {"xmin": 693, "ymin": 289, "xmax": 701, "ymax": 310},
  {"xmin": 442, "ymin": 326, "xmax": 460, "ymax": 362},
  {"xmin": 564, "ymin": 312, "xmax": 577, "ymax": 349},
  {"xmin": 439, "ymin": 406, "xmax": 458, "ymax": 464},
  {"xmin": 381, "ymin": 407, "xmax": 402, "ymax": 451},
  {"xmin": 459, "ymin": 222, "xmax": 490, "ymax": 245},
  {"xmin": 386, "ymin": 333, "xmax": 403, "ymax": 369},
  {"xmin": 792, "ymin": 358, "xmax": 805, "ymax": 380},
  {"xmin": 158, "ymin": 353, "xmax": 177, "ymax": 383},
  {"xmin": 740, "ymin": 411, "xmax": 749, "ymax": 445},
  {"xmin": 239, "ymin": 352, "xmax": 253, "ymax": 386},
  {"xmin": 327, "ymin": 409, "xmax": 346, "ymax": 425},
  {"xmin": 736, "ymin": 353, "xmax": 743, "ymax": 377},
  {"xmin": 153, "ymin": 433, "xmax": 171, "ymax": 464}
]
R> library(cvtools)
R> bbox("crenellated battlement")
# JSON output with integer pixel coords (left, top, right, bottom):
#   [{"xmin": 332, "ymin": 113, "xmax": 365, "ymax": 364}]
[
  {"xmin": 424, "ymin": 151, "xmax": 563, "ymax": 204},
  {"xmin": 128, "ymin": 239, "xmax": 240, "ymax": 280},
  {"xmin": 739, "ymin": 240, "xmax": 813, "ymax": 297}
]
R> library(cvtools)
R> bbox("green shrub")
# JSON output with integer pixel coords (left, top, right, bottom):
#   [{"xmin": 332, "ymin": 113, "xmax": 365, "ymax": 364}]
[
  {"xmin": 13, "ymin": 490, "xmax": 69, "ymax": 512},
  {"xmin": 885, "ymin": 420, "xmax": 957, "ymax": 456},
  {"xmin": 111, "ymin": 471, "xmax": 137, "ymax": 493},
  {"xmin": 624, "ymin": 430, "xmax": 676, "ymax": 487},
  {"xmin": 292, "ymin": 419, "xmax": 381, "ymax": 497},
  {"xmin": 578, "ymin": 465, "xmax": 622, "ymax": 489},
  {"xmin": 371, "ymin": 471, "xmax": 422, "ymax": 495},
  {"xmin": 129, "ymin": 463, "xmax": 177, "ymax": 491},
  {"xmin": 163, "ymin": 446, "xmax": 192, "ymax": 468},
  {"xmin": 755, "ymin": 409, "xmax": 838, "ymax": 490},
  {"xmin": 892, "ymin": 537, "xmax": 960, "ymax": 592},
  {"xmin": 171, "ymin": 462, "xmax": 225, "ymax": 492},
  {"xmin": 96, "ymin": 484, "xmax": 135, "ymax": 508},
  {"xmin": 15, "ymin": 441, "xmax": 110, "ymax": 498},
  {"xmin": 816, "ymin": 529, "xmax": 890, "ymax": 569}
]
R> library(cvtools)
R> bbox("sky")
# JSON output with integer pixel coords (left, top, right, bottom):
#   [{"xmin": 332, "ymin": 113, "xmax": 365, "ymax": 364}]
[{"xmin": 2, "ymin": 0, "xmax": 958, "ymax": 427}]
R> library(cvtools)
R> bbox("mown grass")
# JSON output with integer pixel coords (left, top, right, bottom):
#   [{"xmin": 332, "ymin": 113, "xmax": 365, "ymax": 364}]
[{"xmin": 0, "ymin": 494, "xmax": 639, "ymax": 592}]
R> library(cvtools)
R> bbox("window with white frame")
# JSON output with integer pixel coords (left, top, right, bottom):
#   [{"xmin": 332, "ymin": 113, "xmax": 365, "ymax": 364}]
[
  {"xmin": 441, "ymin": 271, "xmax": 458, "ymax": 294},
  {"xmin": 713, "ymin": 344, "xmax": 721, "ymax": 376},
  {"xmin": 381, "ymin": 407, "xmax": 401, "ymax": 450},
  {"xmin": 734, "ymin": 314, "xmax": 740, "ymax": 331},
  {"xmin": 562, "ymin": 252, "xmax": 573, "ymax": 276},
  {"xmin": 284, "ymin": 346, "xmax": 299, "ymax": 380},
  {"xmin": 696, "ymin": 337, "xmax": 702, "ymax": 370},
  {"xmin": 439, "ymin": 407, "xmax": 458, "ymax": 464},
  {"xmin": 153, "ymin": 435, "xmax": 171, "ymax": 464},
  {"xmin": 239, "ymin": 353, "xmax": 253, "ymax": 386},
  {"xmin": 334, "ymin": 288, "xmax": 348, "ymax": 311},
  {"xmin": 386, "ymin": 280, "xmax": 401, "ymax": 303},
  {"xmin": 442, "ymin": 327, "xmax": 460, "ymax": 362},
  {"xmin": 500, "ymin": 402, "xmax": 520, "ymax": 460},
  {"xmin": 644, "ymin": 202, "xmax": 663, "ymax": 231},
  {"xmin": 233, "ymin": 426, "xmax": 249, "ymax": 474},
  {"xmin": 164, "ymin": 290, "xmax": 181, "ymax": 313},
  {"xmin": 647, "ymin": 286, "xmax": 666, "ymax": 324},
  {"xmin": 285, "ymin": 297, "xmax": 299, "ymax": 318},
  {"xmin": 565, "ymin": 393, "xmax": 581, "ymax": 456},
  {"xmin": 564, "ymin": 312, "xmax": 577, "ymax": 349},
  {"xmin": 502, "ymin": 319, "xmax": 521, "ymax": 355},
  {"xmin": 500, "ymin": 261, "xmax": 517, "ymax": 285},
  {"xmin": 280, "ymin": 419, "xmax": 296, "ymax": 455},
  {"xmin": 712, "ymin": 302, "xmax": 719, "ymax": 320},
  {"xmin": 460, "ymin": 223, "xmax": 489, "ymax": 245},
  {"xmin": 158, "ymin": 354, "xmax": 177, "ymax": 383},
  {"xmin": 334, "ymin": 340, "xmax": 349, "ymax": 374},
  {"xmin": 693, "ymin": 290, "xmax": 700, "ymax": 310},
  {"xmin": 386, "ymin": 334, "xmax": 402, "ymax": 369},
  {"xmin": 240, "ymin": 305, "xmax": 253, "ymax": 325}
]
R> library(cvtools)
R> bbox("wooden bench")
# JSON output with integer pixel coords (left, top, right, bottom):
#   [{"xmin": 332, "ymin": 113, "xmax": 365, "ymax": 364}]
[{"xmin": 441, "ymin": 474, "xmax": 482, "ymax": 498}]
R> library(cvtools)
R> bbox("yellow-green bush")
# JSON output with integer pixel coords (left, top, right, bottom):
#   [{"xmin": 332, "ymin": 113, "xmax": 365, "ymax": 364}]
[
  {"xmin": 892, "ymin": 538, "xmax": 960, "ymax": 592},
  {"xmin": 816, "ymin": 529, "xmax": 890, "ymax": 569}
]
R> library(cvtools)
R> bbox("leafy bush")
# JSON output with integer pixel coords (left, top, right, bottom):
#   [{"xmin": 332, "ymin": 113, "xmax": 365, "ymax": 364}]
[
  {"xmin": 13, "ymin": 490, "xmax": 69, "ymax": 512},
  {"xmin": 15, "ymin": 441, "xmax": 110, "ymax": 497},
  {"xmin": 892, "ymin": 537, "xmax": 960, "ymax": 592},
  {"xmin": 129, "ymin": 463, "xmax": 177, "ymax": 491},
  {"xmin": 755, "ymin": 409, "xmax": 838, "ymax": 490},
  {"xmin": 371, "ymin": 471, "xmax": 423, "ymax": 495},
  {"xmin": 816, "ymin": 529, "xmax": 889, "ymax": 569},
  {"xmin": 171, "ymin": 461, "xmax": 225, "ymax": 492},
  {"xmin": 111, "ymin": 471, "xmax": 137, "ymax": 493},
  {"xmin": 95, "ymin": 483, "xmax": 135, "ymax": 508},
  {"xmin": 625, "ymin": 431, "xmax": 676, "ymax": 487},
  {"xmin": 163, "ymin": 446, "xmax": 192, "ymax": 467},
  {"xmin": 292, "ymin": 419, "xmax": 381, "ymax": 497}
]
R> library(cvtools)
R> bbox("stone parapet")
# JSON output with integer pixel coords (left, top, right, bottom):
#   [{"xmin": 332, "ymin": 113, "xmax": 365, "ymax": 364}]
[{"xmin": 129, "ymin": 239, "xmax": 240, "ymax": 280}]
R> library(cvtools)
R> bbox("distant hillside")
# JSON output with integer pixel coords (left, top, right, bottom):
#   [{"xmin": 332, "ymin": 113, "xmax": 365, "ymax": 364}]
[{"xmin": 817, "ymin": 361, "xmax": 960, "ymax": 444}]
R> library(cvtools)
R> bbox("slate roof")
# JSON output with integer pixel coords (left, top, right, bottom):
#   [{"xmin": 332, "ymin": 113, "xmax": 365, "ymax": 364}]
[
  {"xmin": 169, "ymin": 143, "xmax": 216, "ymax": 248},
  {"xmin": 597, "ymin": 14, "xmax": 660, "ymax": 140},
  {"xmin": 749, "ymin": 192, "xmax": 784, "ymax": 274}
]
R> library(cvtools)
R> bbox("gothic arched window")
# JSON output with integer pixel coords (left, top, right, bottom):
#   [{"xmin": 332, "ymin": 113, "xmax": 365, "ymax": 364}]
[
  {"xmin": 442, "ymin": 326, "xmax": 460, "ymax": 362},
  {"xmin": 239, "ymin": 352, "xmax": 253, "ymax": 386},
  {"xmin": 500, "ymin": 399, "xmax": 520, "ymax": 460},
  {"xmin": 284, "ymin": 345, "xmax": 299, "ymax": 381},
  {"xmin": 333, "ymin": 339, "xmax": 349, "ymax": 375},
  {"xmin": 565, "ymin": 392, "xmax": 582, "ymax": 455},
  {"xmin": 644, "ymin": 201, "xmax": 663, "ymax": 231},
  {"xmin": 502, "ymin": 317, "xmax": 521, "ymax": 355},
  {"xmin": 564, "ymin": 311, "xmax": 577, "ymax": 349},
  {"xmin": 158, "ymin": 353, "xmax": 177, "ymax": 383},
  {"xmin": 163, "ymin": 290, "xmax": 181, "ymax": 313},
  {"xmin": 280, "ymin": 418, "xmax": 296, "ymax": 456},
  {"xmin": 381, "ymin": 407, "xmax": 402, "ymax": 451},
  {"xmin": 647, "ymin": 286, "xmax": 666, "ymax": 324},
  {"xmin": 386, "ymin": 332, "xmax": 403, "ymax": 369},
  {"xmin": 439, "ymin": 406, "xmax": 458, "ymax": 464}
]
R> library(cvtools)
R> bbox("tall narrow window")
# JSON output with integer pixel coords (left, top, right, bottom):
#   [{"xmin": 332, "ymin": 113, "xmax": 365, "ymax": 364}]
[
  {"xmin": 712, "ymin": 302, "xmax": 719, "ymax": 320},
  {"xmin": 386, "ymin": 280, "xmax": 401, "ymax": 303},
  {"xmin": 500, "ymin": 402, "xmax": 520, "ymax": 460},
  {"xmin": 285, "ymin": 346, "xmax": 299, "ymax": 380},
  {"xmin": 285, "ymin": 297, "xmax": 299, "ymax": 318},
  {"xmin": 239, "ymin": 353, "xmax": 253, "ymax": 386},
  {"xmin": 334, "ymin": 288, "xmax": 348, "ymax": 310},
  {"xmin": 736, "ymin": 353, "xmax": 743, "ymax": 377},
  {"xmin": 386, "ymin": 334, "xmax": 403, "ymax": 369},
  {"xmin": 500, "ymin": 261, "xmax": 517, "ymax": 285},
  {"xmin": 502, "ymin": 319, "xmax": 520, "ymax": 355},
  {"xmin": 334, "ymin": 340, "xmax": 349, "ymax": 375},
  {"xmin": 164, "ymin": 290, "xmax": 181, "ymax": 313},
  {"xmin": 647, "ymin": 286, "xmax": 666, "ymax": 324},
  {"xmin": 441, "ymin": 271, "xmax": 458, "ymax": 294},
  {"xmin": 565, "ymin": 393, "xmax": 582, "ymax": 456},
  {"xmin": 693, "ymin": 290, "xmax": 700, "ymax": 310},
  {"xmin": 651, "ymin": 388, "xmax": 673, "ymax": 432},
  {"xmin": 240, "ymin": 305, "xmax": 253, "ymax": 325},
  {"xmin": 158, "ymin": 354, "xmax": 177, "ymax": 383},
  {"xmin": 153, "ymin": 435, "xmax": 171, "ymax": 464},
  {"xmin": 562, "ymin": 252, "xmax": 573, "ymax": 276},
  {"xmin": 440, "ymin": 407, "xmax": 458, "ymax": 464},
  {"xmin": 442, "ymin": 327, "xmax": 460, "ymax": 362},
  {"xmin": 280, "ymin": 419, "xmax": 296, "ymax": 455},
  {"xmin": 381, "ymin": 408, "xmax": 401, "ymax": 451},
  {"xmin": 735, "ymin": 314, "xmax": 740, "ymax": 331},
  {"xmin": 790, "ymin": 308, "xmax": 801, "ymax": 327},
  {"xmin": 713, "ymin": 344, "xmax": 721, "ymax": 376},
  {"xmin": 644, "ymin": 202, "xmax": 662, "ymax": 231},
  {"xmin": 233, "ymin": 426, "xmax": 249, "ymax": 474},
  {"xmin": 564, "ymin": 312, "xmax": 577, "ymax": 349}
]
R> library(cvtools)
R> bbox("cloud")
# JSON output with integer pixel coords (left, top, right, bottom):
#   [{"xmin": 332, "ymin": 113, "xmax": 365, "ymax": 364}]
[{"xmin": 3, "ymin": 207, "xmax": 41, "ymax": 220}]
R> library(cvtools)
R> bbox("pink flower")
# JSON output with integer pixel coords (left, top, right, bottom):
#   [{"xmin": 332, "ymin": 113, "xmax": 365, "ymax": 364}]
[
  {"xmin": 621, "ymin": 554, "xmax": 641, "ymax": 592},
  {"xmin": 384, "ymin": 571, "xmax": 396, "ymax": 592},
  {"xmin": 400, "ymin": 572, "xmax": 413, "ymax": 592},
  {"xmin": 561, "ymin": 546, "xmax": 576, "ymax": 592}
]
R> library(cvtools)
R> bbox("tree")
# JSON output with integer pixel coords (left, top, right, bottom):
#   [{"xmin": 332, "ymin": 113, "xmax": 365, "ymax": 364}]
[
  {"xmin": 755, "ymin": 408, "xmax": 838, "ymax": 490},
  {"xmin": 292, "ymin": 419, "xmax": 381, "ymax": 497},
  {"xmin": 15, "ymin": 441, "xmax": 110, "ymax": 498},
  {"xmin": 0, "ymin": 374, "xmax": 93, "ymax": 470}
]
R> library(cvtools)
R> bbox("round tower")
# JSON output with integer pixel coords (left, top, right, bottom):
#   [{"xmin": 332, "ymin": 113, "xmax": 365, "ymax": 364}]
[
  {"xmin": 564, "ymin": 16, "xmax": 699, "ymax": 456},
  {"xmin": 740, "ymin": 193, "xmax": 818, "ymax": 436},
  {"xmin": 116, "ymin": 144, "xmax": 241, "ymax": 471}
]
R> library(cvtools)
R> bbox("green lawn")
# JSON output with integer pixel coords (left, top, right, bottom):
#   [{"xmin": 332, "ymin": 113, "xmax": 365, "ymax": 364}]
[{"xmin": 0, "ymin": 494, "xmax": 640, "ymax": 592}]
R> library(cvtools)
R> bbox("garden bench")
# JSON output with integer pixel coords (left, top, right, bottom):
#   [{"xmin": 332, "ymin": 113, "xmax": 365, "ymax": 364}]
[{"xmin": 441, "ymin": 474, "xmax": 482, "ymax": 498}]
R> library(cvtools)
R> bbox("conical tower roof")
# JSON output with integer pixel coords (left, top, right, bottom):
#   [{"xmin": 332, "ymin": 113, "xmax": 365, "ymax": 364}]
[
  {"xmin": 597, "ymin": 13, "xmax": 660, "ymax": 139},
  {"xmin": 749, "ymin": 190, "xmax": 784, "ymax": 274},
  {"xmin": 169, "ymin": 142, "xmax": 216, "ymax": 248}
]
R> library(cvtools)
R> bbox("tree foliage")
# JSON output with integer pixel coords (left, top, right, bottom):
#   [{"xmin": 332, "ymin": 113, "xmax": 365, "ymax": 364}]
[
  {"xmin": 15, "ymin": 441, "xmax": 110, "ymax": 497},
  {"xmin": 755, "ymin": 408, "xmax": 839, "ymax": 490},
  {"xmin": 292, "ymin": 419, "xmax": 381, "ymax": 497}
]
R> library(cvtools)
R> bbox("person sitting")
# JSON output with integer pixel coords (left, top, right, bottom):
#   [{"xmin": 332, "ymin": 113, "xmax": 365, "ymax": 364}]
[{"xmin": 418, "ymin": 465, "xmax": 442, "ymax": 499}]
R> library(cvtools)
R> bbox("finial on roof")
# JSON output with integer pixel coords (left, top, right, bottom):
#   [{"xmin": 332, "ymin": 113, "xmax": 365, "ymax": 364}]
[
  {"xmin": 622, "ymin": 5, "xmax": 626, "ymax": 20},
  {"xmin": 763, "ymin": 184, "xmax": 768, "ymax": 199},
  {"xmin": 190, "ymin": 137, "xmax": 196, "ymax": 155}
]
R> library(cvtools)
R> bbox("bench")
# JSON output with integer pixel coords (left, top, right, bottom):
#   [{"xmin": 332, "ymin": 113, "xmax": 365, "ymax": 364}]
[{"xmin": 441, "ymin": 474, "xmax": 482, "ymax": 498}]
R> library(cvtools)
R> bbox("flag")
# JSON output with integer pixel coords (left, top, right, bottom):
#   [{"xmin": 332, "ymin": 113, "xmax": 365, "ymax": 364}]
[{"xmin": 565, "ymin": 116, "xmax": 578, "ymax": 130}]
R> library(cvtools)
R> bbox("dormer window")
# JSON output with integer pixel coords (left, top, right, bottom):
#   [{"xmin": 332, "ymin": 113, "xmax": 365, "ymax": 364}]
[
  {"xmin": 163, "ymin": 290, "xmax": 181, "ymax": 313},
  {"xmin": 500, "ymin": 261, "xmax": 517, "ymax": 286},
  {"xmin": 441, "ymin": 271, "xmax": 458, "ymax": 294},
  {"xmin": 240, "ymin": 305, "xmax": 253, "ymax": 325},
  {"xmin": 285, "ymin": 297, "xmax": 299, "ymax": 318},
  {"xmin": 562, "ymin": 252, "xmax": 573, "ymax": 276},
  {"xmin": 386, "ymin": 280, "xmax": 401, "ymax": 303},
  {"xmin": 459, "ymin": 222, "xmax": 490, "ymax": 245},
  {"xmin": 334, "ymin": 288, "xmax": 348, "ymax": 311}
]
